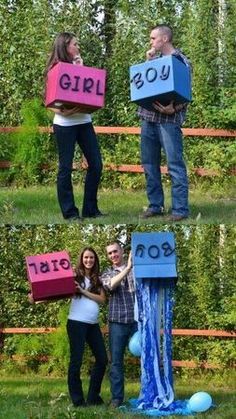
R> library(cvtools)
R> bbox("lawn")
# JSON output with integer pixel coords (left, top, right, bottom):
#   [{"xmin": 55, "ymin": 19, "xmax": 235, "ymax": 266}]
[
  {"xmin": 0, "ymin": 183, "xmax": 235, "ymax": 224},
  {"xmin": 0, "ymin": 372, "xmax": 235, "ymax": 418}
]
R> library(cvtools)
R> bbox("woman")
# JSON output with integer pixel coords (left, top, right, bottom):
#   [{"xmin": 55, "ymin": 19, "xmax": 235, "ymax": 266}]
[
  {"xmin": 45, "ymin": 32, "xmax": 104, "ymax": 220},
  {"xmin": 67, "ymin": 247, "xmax": 108, "ymax": 406}
]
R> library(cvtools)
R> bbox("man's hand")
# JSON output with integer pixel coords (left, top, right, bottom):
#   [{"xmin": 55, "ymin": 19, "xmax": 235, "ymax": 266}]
[
  {"xmin": 127, "ymin": 251, "xmax": 132, "ymax": 271},
  {"xmin": 146, "ymin": 47, "xmax": 156, "ymax": 60},
  {"xmin": 152, "ymin": 100, "xmax": 175, "ymax": 115}
]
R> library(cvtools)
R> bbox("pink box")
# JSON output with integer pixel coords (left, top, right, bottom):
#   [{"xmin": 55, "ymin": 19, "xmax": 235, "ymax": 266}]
[
  {"xmin": 45, "ymin": 62, "xmax": 106, "ymax": 112},
  {"xmin": 26, "ymin": 251, "xmax": 76, "ymax": 301}
]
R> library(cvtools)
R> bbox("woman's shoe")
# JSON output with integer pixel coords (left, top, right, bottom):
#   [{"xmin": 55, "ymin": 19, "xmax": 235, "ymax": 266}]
[
  {"xmin": 82, "ymin": 210, "xmax": 108, "ymax": 218},
  {"xmin": 87, "ymin": 395, "xmax": 104, "ymax": 405},
  {"xmin": 66, "ymin": 215, "xmax": 82, "ymax": 222},
  {"xmin": 94, "ymin": 210, "xmax": 108, "ymax": 217}
]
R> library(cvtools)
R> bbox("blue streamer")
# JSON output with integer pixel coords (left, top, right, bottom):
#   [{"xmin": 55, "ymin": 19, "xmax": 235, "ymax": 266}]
[
  {"xmin": 137, "ymin": 280, "xmax": 174, "ymax": 410},
  {"xmin": 122, "ymin": 398, "xmax": 193, "ymax": 416},
  {"xmin": 123, "ymin": 278, "xmax": 193, "ymax": 416}
]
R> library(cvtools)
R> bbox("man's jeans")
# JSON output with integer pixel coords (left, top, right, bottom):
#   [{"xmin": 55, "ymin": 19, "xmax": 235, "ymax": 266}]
[
  {"xmin": 141, "ymin": 120, "xmax": 189, "ymax": 217},
  {"xmin": 53, "ymin": 123, "xmax": 102, "ymax": 218},
  {"xmin": 109, "ymin": 321, "xmax": 138, "ymax": 402}
]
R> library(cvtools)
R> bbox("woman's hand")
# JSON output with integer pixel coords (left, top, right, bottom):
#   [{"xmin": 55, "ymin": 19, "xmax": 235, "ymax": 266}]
[
  {"xmin": 28, "ymin": 293, "xmax": 46, "ymax": 304},
  {"xmin": 73, "ymin": 54, "xmax": 83, "ymax": 65},
  {"xmin": 28, "ymin": 292, "xmax": 34, "ymax": 304},
  {"xmin": 75, "ymin": 280, "xmax": 106, "ymax": 304},
  {"xmin": 47, "ymin": 106, "xmax": 81, "ymax": 116},
  {"xmin": 61, "ymin": 106, "xmax": 81, "ymax": 116},
  {"xmin": 75, "ymin": 281, "xmax": 84, "ymax": 295}
]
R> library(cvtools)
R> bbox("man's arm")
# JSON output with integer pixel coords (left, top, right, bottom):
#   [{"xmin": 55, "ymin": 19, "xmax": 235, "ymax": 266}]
[{"xmin": 102, "ymin": 252, "xmax": 132, "ymax": 291}]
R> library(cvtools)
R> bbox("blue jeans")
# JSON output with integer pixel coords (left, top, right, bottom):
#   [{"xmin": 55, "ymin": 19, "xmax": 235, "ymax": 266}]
[
  {"xmin": 67, "ymin": 319, "xmax": 108, "ymax": 406},
  {"xmin": 109, "ymin": 321, "xmax": 138, "ymax": 402},
  {"xmin": 141, "ymin": 120, "xmax": 189, "ymax": 217},
  {"xmin": 53, "ymin": 123, "xmax": 102, "ymax": 218}
]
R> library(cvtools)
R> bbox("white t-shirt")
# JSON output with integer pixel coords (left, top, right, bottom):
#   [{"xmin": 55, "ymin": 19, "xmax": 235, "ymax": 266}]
[
  {"xmin": 53, "ymin": 111, "xmax": 92, "ymax": 126},
  {"xmin": 68, "ymin": 277, "xmax": 100, "ymax": 324}
]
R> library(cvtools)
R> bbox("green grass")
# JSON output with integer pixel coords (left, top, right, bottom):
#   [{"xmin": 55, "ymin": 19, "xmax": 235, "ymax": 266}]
[
  {"xmin": 0, "ymin": 183, "xmax": 235, "ymax": 224},
  {"xmin": 0, "ymin": 372, "xmax": 235, "ymax": 418}
]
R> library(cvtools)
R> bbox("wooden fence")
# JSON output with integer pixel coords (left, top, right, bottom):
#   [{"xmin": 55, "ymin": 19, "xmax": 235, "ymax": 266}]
[
  {"xmin": 0, "ymin": 326, "xmax": 235, "ymax": 369},
  {"xmin": 0, "ymin": 126, "xmax": 236, "ymax": 176}
]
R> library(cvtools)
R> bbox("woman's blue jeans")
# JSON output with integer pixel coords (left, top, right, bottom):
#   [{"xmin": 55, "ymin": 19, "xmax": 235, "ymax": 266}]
[
  {"xmin": 67, "ymin": 319, "xmax": 108, "ymax": 406},
  {"xmin": 141, "ymin": 120, "xmax": 189, "ymax": 217},
  {"xmin": 53, "ymin": 123, "xmax": 102, "ymax": 218},
  {"xmin": 109, "ymin": 321, "xmax": 138, "ymax": 402}
]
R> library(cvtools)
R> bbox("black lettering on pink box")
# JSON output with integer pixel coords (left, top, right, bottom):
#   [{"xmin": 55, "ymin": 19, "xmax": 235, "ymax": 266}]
[
  {"xmin": 45, "ymin": 62, "xmax": 106, "ymax": 112},
  {"xmin": 26, "ymin": 251, "xmax": 76, "ymax": 301}
]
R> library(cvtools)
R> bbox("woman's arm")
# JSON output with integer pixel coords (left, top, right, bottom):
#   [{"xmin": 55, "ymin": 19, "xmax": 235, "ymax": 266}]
[
  {"xmin": 28, "ymin": 293, "xmax": 47, "ymax": 304},
  {"xmin": 48, "ymin": 106, "xmax": 82, "ymax": 116},
  {"xmin": 75, "ymin": 283, "xmax": 106, "ymax": 304}
]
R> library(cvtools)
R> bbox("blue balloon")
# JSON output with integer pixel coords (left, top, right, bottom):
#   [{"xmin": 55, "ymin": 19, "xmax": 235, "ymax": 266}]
[
  {"xmin": 129, "ymin": 331, "xmax": 141, "ymax": 357},
  {"xmin": 188, "ymin": 392, "xmax": 212, "ymax": 413}
]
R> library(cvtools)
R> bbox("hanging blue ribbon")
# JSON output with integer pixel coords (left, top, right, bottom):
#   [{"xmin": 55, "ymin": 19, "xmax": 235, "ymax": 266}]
[
  {"xmin": 123, "ymin": 278, "xmax": 193, "ymax": 416},
  {"xmin": 137, "ymin": 279, "xmax": 175, "ymax": 410}
]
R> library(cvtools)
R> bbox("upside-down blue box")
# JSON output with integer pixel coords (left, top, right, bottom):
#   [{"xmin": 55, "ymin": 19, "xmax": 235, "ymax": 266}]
[
  {"xmin": 130, "ymin": 55, "xmax": 191, "ymax": 110},
  {"xmin": 131, "ymin": 232, "xmax": 177, "ymax": 280}
]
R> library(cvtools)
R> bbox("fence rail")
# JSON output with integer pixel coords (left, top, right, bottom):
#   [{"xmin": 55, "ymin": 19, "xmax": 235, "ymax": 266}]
[
  {"xmin": 1, "ymin": 126, "xmax": 236, "ymax": 137},
  {"xmin": 0, "ymin": 126, "xmax": 236, "ymax": 176},
  {"xmin": 1, "ymin": 327, "xmax": 235, "ymax": 369},
  {"xmin": 1, "ymin": 327, "xmax": 235, "ymax": 337}
]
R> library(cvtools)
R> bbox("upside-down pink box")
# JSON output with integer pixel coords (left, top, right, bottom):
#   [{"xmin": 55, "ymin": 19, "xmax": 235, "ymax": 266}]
[
  {"xmin": 26, "ymin": 251, "xmax": 76, "ymax": 301},
  {"xmin": 45, "ymin": 62, "xmax": 106, "ymax": 112}
]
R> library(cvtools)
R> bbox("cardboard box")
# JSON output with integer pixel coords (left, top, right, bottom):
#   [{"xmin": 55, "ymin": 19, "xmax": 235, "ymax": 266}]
[
  {"xmin": 130, "ymin": 55, "xmax": 191, "ymax": 110},
  {"xmin": 26, "ymin": 251, "xmax": 76, "ymax": 301},
  {"xmin": 131, "ymin": 232, "xmax": 177, "ymax": 280},
  {"xmin": 45, "ymin": 62, "xmax": 106, "ymax": 112}
]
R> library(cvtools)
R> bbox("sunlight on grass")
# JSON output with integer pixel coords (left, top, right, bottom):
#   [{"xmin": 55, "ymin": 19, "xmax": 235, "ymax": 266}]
[
  {"xmin": 0, "ymin": 184, "xmax": 235, "ymax": 224},
  {"xmin": 0, "ymin": 372, "xmax": 235, "ymax": 419}
]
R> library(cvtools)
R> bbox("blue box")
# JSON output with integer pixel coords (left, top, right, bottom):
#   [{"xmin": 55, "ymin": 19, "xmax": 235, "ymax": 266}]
[
  {"xmin": 131, "ymin": 232, "xmax": 177, "ymax": 280},
  {"xmin": 130, "ymin": 55, "xmax": 191, "ymax": 110}
]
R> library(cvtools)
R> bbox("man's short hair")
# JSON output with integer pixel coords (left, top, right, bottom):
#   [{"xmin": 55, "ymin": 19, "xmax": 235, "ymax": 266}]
[
  {"xmin": 106, "ymin": 241, "xmax": 123, "ymax": 250},
  {"xmin": 152, "ymin": 24, "xmax": 173, "ymax": 42}
]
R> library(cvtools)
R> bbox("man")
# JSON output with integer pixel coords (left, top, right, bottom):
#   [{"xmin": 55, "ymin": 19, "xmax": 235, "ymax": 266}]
[
  {"xmin": 138, "ymin": 24, "xmax": 191, "ymax": 221},
  {"xmin": 101, "ymin": 241, "xmax": 137, "ymax": 407}
]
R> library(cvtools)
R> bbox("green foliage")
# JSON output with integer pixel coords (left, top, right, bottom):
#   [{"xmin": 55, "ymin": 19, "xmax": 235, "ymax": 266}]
[
  {"xmin": 0, "ymin": 1, "xmax": 236, "ymax": 188},
  {"xmin": 10, "ymin": 98, "xmax": 55, "ymax": 185},
  {"xmin": 1, "ymin": 373, "xmax": 235, "ymax": 418},
  {"xmin": 1, "ymin": 128, "xmax": 236, "ymax": 188},
  {"xmin": 1, "ymin": 1, "xmax": 235, "ymax": 130},
  {"xmin": 46, "ymin": 306, "xmax": 70, "ymax": 375},
  {"xmin": 0, "ymin": 134, "xmax": 15, "ymax": 160},
  {"xmin": 1, "ymin": 224, "xmax": 235, "ymax": 372}
]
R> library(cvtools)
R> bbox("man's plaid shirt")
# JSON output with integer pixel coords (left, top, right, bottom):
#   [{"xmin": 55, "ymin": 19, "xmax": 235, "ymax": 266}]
[
  {"xmin": 137, "ymin": 49, "xmax": 191, "ymax": 126},
  {"xmin": 101, "ymin": 265, "xmax": 135, "ymax": 323}
]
